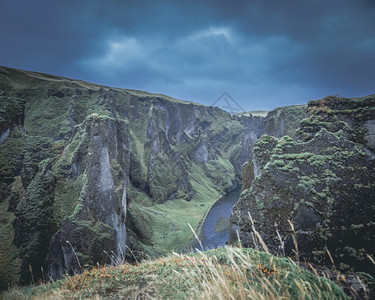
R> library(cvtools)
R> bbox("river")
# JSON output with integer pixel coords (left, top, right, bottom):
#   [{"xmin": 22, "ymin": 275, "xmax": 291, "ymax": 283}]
[{"xmin": 195, "ymin": 186, "xmax": 242, "ymax": 251}]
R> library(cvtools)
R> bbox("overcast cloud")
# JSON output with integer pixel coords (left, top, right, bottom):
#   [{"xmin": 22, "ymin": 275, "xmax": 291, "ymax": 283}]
[{"xmin": 1, "ymin": 0, "xmax": 374, "ymax": 110}]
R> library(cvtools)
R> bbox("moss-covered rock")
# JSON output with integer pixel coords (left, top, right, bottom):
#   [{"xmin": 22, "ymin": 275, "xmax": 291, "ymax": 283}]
[
  {"xmin": 14, "ymin": 158, "xmax": 57, "ymax": 284},
  {"xmin": 44, "ymin": 114, "xmax": 131, "ymax": 281},
  {"xmin": 264, "ymin": 104, "xmax": 308, "ymax": 138},
  {"xmin": 230, "ymin": 95, "xmax": 375, "ymax": 278}
]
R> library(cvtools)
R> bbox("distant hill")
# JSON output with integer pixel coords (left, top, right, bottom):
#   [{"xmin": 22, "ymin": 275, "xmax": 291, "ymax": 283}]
[{"xmin": 239, "ymin": 110, "xmax": 270, "ymax": 117}]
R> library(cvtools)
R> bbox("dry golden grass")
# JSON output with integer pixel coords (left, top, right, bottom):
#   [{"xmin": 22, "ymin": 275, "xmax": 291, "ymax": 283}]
[{"xmin": 1, "ymin": 245, "xmax": 348, "ymax": 300}]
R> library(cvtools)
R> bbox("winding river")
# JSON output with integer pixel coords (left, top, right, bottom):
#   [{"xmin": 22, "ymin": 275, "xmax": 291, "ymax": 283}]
[{"xmin": 196, "ymin": 186, "xmax": 242, "ymax": 251}]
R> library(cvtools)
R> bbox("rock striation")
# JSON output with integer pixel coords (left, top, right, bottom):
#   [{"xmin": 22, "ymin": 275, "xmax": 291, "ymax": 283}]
[{"xmin": 230, "ymin": 95, "xmax": 375, "ymax": 276}]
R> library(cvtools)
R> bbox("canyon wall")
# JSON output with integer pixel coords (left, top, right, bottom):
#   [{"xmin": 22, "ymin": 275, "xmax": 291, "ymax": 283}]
[
  {"xmin": 0, "ymin": 66, "xmax": 266, "ymax": 286},
  {"xmin": 230, "ymin": 95, "xmax": 375, "ymax": 276}
]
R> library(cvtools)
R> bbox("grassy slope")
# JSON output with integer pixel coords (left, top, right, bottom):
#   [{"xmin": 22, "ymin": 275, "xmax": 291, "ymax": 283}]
[
  {"xmin": 1, "ymin": 247, "xmax": 348, "ymax": 300},
  {"xmin": 130, "ymin": 154, "xmax": 236, "ymax": 256},
  {"xmin": 0, "ymin": 66, "xmax": 197, "ymax": 106},
  {"xmin": 140, "ymin": 173, "xmax": 224, "ymax": 255}
]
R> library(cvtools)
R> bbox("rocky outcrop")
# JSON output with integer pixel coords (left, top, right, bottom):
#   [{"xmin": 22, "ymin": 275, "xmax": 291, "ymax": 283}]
[
  {"xmin": 240, "ymin": 106, "xmax": 307, "ymax": 192},
  {"xmin": 45, "ymin": 114, "xmax": 130, "ymax": 280},
  {"xmin": 264, "ymin": 104, "xmax": 308, "ymax": 138},
  {"xmin": 230, "ymin": 95, "xmax": 375, "ymax": 276},
  {"xmin": 0, "ymin": 94, "xmax": 25, "ymax": 144},
  {"xmin": 0, "ymin": 66, "xmax": 266, "ymax": 286}
]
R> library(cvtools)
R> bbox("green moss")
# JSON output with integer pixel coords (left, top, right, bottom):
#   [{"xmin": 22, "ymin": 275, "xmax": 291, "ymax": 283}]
[
  {"xmin": 280, "ymin": 162, "xmax": 299, "ymax": 172},
  {"xmin": 257, "ymin": 135, "xmax": 278, "ymax": 146},
  {"xmin": 148, "ymin": 151, "xmax": 188, "ymax": 203},
  {"xmin": 350, "ymin": 224, "xmax": 364, "ymax": 230},
  {"xmin": 0, "ymin": 129, "xmax": 23, "ymax": 187},
  {"xmin": 0, "ymin": 95, "xmax": 26, "ymax": 132},
  {"xmin": 25, "ymin": 95, "xmax": 71, "ymax": 138},
  {"xmin": 255, "ymin": 196, "xmax": 265, "ymax": 220},
  {"xmin": 14, "ymin": 158, "xmax": 58, "ymax": 284},
  {"xmin": 73, "ymin": 203, "xmax": 83, "ymax": 216},
  {"xmin": 71, "ymin": 173, "xmax": 88, "ymax": 217},
  {"xmin": 22, "ymin": 135, "xmax": 59, "ymax": 183},
  {"xmin": 273, "ymin": 159, "xmax": 285, "ymax": 167},
  {"xmin": 53, "ymin": 175, "xmax": 84, "ymax": 225}
]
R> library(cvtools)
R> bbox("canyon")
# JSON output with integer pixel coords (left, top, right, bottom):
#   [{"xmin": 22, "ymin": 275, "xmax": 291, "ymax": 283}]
[{"xmin": 1, "ymin": 66, "xmax": 374, "ymax": 296}]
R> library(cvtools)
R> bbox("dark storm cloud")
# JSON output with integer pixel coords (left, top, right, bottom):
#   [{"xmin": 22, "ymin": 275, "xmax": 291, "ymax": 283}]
[{"xmin": 1, "ymin": 0, "xmax": 374, "ymax": 110}]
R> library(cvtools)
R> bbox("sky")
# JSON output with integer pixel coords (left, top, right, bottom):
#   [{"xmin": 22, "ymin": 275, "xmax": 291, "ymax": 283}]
[{"xmin": 0, "ymin": 0, "xmax": 375, "ymax": 111}]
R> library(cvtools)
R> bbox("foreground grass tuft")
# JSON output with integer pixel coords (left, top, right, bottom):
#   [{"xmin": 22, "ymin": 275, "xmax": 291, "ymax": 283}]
[{"xmin": 1, "ymin": 247, "xmax": 348, "ymax": 299}]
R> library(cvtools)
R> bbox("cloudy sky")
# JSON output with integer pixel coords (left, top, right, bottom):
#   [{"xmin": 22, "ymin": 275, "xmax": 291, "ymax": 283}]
[{"xmin": 1, "ymin": 0, "xmax": 374, "ymax": 110}]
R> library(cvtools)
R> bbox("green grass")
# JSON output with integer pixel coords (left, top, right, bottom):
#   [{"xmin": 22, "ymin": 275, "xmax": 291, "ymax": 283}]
[
  {"xmin": 126, "ymin": 153, "xmax": 237, "ymax": 256},
  {"xmin": 138, "ymin": 190, "xmax": 220, "ymax": 255},
  {"xmin": 132, "ymin": 155, "xmax": 238, "ymax": 255},
  {"xmin": 1, "ymin": 247, "xmax": 348, "ymax": 299}
]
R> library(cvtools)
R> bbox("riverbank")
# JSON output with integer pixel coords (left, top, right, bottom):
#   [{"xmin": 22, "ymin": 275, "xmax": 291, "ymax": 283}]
[{"xmin": 184, "ymin": 186, "xmax": 242, "ymax": 251}]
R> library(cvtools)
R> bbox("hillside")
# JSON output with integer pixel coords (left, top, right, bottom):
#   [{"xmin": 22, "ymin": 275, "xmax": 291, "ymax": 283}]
[
  {"xmin": 1, "ymin": 247, "xmax": 348, "ymax": 299},
  {"xmin": 0, "ymin": 66, "xmax": 270, "ymax": 288}
]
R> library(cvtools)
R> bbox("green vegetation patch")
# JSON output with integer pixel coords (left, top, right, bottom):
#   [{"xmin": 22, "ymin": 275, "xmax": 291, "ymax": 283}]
[
  {"xmin": 52, "ymin": 176, "xmax": 84, "ymax": 225},
  {"xmin": 0, "ymin": 95, "xmax": 26, "ymax": 132},
  {"xmin": 138, "ymin": 193, "xmax": 217, "ymax": 255}
]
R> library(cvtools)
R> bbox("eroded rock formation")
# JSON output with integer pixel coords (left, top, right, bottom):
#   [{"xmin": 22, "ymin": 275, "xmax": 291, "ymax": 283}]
[{"xmin": 230, "ymin": 95, "xmax": 375, "ymax": 276}]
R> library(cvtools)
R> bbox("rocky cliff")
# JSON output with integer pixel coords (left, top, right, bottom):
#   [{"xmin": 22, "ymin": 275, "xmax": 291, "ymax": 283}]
[
  {"xmin": 264, "ymin": 104, "xmax": 308, "ymax": 138},
  {"xmin": 0, "ymin": 66, "xmax": 267, "ymax": 288},
  {"xmin": 230, "ymin": 95, "xmax": 375, "ymax": 276},
  {"xmin": 241, "ymin": 104, "xmax": 308, "ymax": 191}
]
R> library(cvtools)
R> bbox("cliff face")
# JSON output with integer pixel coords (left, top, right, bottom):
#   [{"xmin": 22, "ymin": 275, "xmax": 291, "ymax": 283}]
[
  {"xmin": 0, "ymin": 66, "xmax": 266, "ymax": 287},
  {"xmin": 230, "ymin": 95, "xmax": 375, "ymax": 275},
  {"xmin": 241, "ymin": 105, "xmax": 308, "ymax": 192},
  {"xmin": 264, "ymin": 104, "xmax": 308, "ymax": 138},
  {"xmin": 44, "ymin": 115, "xmax": 130, "ymax": 281}
]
